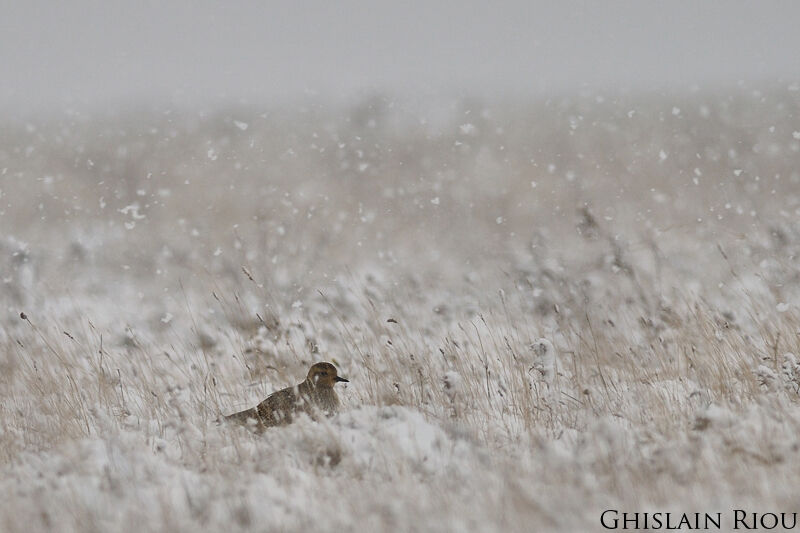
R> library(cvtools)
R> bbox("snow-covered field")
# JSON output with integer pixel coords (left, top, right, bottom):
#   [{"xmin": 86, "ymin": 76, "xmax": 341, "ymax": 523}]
[{"xmin": 3, "ymin": 86, "xmax": 800, "ymax": 531}]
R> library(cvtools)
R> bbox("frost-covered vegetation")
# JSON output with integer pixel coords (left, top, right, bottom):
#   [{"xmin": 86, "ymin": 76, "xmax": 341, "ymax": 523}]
[{"xmin": 3, "ymin": 85, "xmax": 800, "ymax": 531}]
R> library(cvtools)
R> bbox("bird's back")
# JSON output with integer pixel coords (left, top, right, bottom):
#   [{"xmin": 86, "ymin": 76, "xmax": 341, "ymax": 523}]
[{"xmin": 256, "ymin": 384, "xmax": 304, "ymax": 426}]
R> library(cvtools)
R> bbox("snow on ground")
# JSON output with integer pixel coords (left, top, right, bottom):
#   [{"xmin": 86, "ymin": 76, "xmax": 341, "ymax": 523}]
[{"xmin": 3, "ymin": 86, "xmax": 800, "ymax": 531}]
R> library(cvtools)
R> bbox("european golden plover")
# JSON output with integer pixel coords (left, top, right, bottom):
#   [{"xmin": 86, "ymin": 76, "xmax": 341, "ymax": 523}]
[{"xmin": 226, "ymin": 362, "xmax": 348, "ymax": 429}]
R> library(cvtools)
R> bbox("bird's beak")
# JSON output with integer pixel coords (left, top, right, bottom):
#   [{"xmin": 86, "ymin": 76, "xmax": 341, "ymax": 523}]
[{"xmin": 335, "ymin": 376, "xmax": 349, "ymax": 383}]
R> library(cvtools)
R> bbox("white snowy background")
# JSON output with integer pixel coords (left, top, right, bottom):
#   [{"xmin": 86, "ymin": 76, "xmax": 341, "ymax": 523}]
[{"xmin": 2, "ymin": 2, "xmax": 800, "ymax": 532}]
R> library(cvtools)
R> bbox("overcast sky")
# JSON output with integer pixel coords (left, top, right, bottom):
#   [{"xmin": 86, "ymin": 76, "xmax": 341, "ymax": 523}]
[{"xmin": 1, "ymin": 1, "xmax": 799, "ymax": 112}]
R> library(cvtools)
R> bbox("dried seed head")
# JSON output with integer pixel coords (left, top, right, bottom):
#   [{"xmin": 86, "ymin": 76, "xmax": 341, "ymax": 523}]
[{"xmin": 443, "ymin": 371, "xmax": 462, "ymax": 401}]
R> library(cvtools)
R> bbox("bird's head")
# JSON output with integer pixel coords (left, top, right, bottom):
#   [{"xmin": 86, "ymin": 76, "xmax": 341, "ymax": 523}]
[{"xmin": 307, "ymin": 362, "xmax": 349, "ymax": 388}]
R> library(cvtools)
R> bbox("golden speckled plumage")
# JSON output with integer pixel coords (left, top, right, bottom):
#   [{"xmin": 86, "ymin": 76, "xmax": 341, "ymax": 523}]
[{"xmin": 225, "ymin": 362, "xmax": 348, "ymax": 429}]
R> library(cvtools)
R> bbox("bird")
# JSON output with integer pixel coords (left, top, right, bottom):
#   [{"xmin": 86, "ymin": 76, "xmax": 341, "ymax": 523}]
[{"xmin": 225, "ymin": 362, "xmax": 349, "ymax": 429}]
